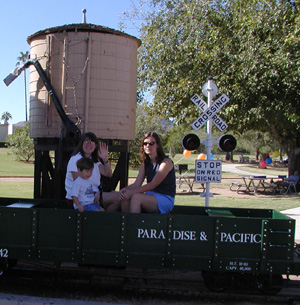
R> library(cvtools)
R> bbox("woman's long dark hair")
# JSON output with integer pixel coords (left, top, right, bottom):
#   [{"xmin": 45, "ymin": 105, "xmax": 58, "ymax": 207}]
[
  {"xmin": 140, "ymin": 131, "xmax": 166, "ymax": 165},
  {"xmin": 71, "ymin": 132, "xmax": 100, "ymax": 163}
]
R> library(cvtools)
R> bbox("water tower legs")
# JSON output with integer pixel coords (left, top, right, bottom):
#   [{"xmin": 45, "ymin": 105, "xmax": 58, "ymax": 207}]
[{"xmin": 33, "ymin": 138, "xmax": 129, "ymax": 199}]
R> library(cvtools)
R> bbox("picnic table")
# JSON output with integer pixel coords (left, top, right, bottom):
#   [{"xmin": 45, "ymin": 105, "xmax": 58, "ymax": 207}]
[
  {"xmin": 230, "ymin": 176, "xmax": 268, "ymax": 194},
  {"xmin": 230, "ymin": 175, "xmax": 287, "ymax": 194},
  {"xmin": 242, "ymin": 176, "xmax": 267, "ymax": 193},
  {"xmin": 176, "ymin": 174, "xmax": 205, "ymax": 193}
]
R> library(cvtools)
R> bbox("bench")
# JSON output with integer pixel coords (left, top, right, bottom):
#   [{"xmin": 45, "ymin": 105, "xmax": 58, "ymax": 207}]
[
  {"xmin": 176, "ymin": 175, "xmax": 205, "ymax": 193},
  {"xmin": 177, "ymin": 177, "xmax": 194, "ymax": 192},
  {"xmin": 175, "ymin": 164, "xmax": 203, "ymax": 192},
  {"xmin": 229, "ymin": 181, "xmax": 244, "ymax": 192},
  {"xmin": 261, "ymin": 182, "xmax": 277, "ymax": 194}
]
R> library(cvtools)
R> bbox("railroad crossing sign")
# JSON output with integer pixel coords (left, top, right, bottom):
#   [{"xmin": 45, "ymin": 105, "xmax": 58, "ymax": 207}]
[
  {"xmin": 187, "ymin": 78, "xmax": 232, "ymax": 207},
  {"xmin": 181, "ymin": 78, "xmax": 236, "ymax": 206},
  {"xmin": 191, "ymin": 93, "xmax": 229, "ymax": 131}
]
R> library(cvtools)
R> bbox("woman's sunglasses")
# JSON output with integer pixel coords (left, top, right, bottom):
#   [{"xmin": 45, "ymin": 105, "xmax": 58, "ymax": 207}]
[{"xmin": 143, "ymin": 141, "xmax": 156, "ymax": 146}]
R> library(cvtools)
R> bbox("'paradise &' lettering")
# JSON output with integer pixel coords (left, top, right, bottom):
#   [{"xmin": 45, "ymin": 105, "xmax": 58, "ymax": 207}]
[{"xmin": 137, "ymin": 228, "xmax": 261, "ymax": 244}]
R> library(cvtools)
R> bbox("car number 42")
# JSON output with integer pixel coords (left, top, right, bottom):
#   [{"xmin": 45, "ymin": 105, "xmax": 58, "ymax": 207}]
[{"xmin": 0, "ymin": 249, "xmax": 8, "ymax": 257}]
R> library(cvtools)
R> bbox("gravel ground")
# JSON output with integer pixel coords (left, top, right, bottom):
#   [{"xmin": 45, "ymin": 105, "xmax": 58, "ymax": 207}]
[{"xmin": 0, "ymin": 266, "xmax": 298, "ymax": 305}]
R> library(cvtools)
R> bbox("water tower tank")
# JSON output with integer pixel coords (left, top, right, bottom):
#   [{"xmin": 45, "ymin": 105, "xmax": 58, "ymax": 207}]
[{"xmin": 27, "ymin": 24, "xmax": 141, "ymax": 140}]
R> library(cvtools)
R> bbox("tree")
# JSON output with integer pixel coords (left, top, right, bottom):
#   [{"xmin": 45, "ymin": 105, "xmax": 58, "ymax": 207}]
[
  {"xmin": 135, "ymin": 0, "xmax": 300, "ymax": 174},
  {"xmin": 5, "ymin": 122, "xmax": 34, "ymax": 162},
  {"xmin": 16, "ymin": 51, "xmax": 30, "ymax": 121},
  {"xmin": 130, "ymin": 102, "xmax": 170, "ymax": 165},
  {"xmin": 1, "ymin": 112, "xmax": 12, "ymax": 124},
  {"xmin": 165, "ymin": 124, "xmax": 186, "ymax": 158},
  {"xmin": 236, "ymin": 130, "xmax": 280, "ymax": 160}
]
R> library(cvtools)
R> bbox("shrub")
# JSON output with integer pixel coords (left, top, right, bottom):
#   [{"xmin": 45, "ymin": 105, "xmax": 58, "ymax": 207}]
[{"xmin": 5, "ymin": 122, "xmax": 34, "ymax": 162}]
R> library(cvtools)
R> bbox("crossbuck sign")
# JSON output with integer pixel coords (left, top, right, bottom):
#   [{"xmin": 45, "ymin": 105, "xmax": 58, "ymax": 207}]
[
  {"xmin": 191, "ymin": 93, "xmax": 229, "ymax": 131},
  {"xmin": 188, "ymin": 78, "xmax": 231, "ymax": 207}
]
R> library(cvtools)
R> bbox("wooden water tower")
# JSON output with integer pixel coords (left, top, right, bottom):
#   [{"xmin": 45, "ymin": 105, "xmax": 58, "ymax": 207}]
[{"xmin": 26, "ymin": 21, "xmax": 141, "ymax": 199}]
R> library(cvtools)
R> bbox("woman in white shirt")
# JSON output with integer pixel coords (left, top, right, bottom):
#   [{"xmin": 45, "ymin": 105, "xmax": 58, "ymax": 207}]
[{"xmin": 65, "ymin": 132, "xmax": 120, "ymax": 211}]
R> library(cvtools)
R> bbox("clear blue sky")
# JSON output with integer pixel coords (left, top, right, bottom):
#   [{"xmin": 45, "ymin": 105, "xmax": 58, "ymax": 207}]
[{"xmin": 0, "ymin": 0, "xmax": 141, "ymax": 124}]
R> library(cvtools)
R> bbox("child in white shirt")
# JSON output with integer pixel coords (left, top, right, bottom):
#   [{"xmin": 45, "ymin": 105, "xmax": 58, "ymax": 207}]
[{"xmin": 71, "ymin": 157, "xmax": 104, "ymax": 212}]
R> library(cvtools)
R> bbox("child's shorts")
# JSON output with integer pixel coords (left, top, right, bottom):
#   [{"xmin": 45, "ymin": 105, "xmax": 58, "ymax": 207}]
[
  {"xmin": 83, "ymin": 203, "xmax": 103, "ymax": 211},
  {"xmin": 145, "ymin": 191, "xmax": 174, "ymax": 214}
]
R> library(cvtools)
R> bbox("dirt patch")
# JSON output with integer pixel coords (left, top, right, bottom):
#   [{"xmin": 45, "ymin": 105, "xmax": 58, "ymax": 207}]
[{"xmin": 175, "ymin": 180, "xmax": 297, "ymax": 199}]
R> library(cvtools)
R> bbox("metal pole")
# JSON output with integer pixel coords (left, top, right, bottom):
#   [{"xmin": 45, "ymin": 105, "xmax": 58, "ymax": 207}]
[
  {"xmin": 205, "ymin": 77, "xmax": 213, "ymax": 207},
  {"xmin": 82, "ymin": 9, "xmax": 87, "ymax": 23}
]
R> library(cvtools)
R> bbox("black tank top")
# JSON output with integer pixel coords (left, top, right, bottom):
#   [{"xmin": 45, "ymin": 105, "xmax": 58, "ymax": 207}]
[{"xmin": 145, "ymin": 158, "xmax": 176, "ymax": 197}]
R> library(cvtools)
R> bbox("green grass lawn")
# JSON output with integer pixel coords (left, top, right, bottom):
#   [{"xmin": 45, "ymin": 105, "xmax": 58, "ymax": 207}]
[
  {"xmin": 0, "ymin": 149, "xmax": 298, "ymax": 212},
  {"xmin": 0, "ymin": 148, "xmax": 34, "ymax": 176},
  {"xmin": 1, "ymin": 180, "xmax": 298, "ymax": 212},
  {"xmin": 0, "ymin": 180, "xmax": 34, "ymax": 198}
]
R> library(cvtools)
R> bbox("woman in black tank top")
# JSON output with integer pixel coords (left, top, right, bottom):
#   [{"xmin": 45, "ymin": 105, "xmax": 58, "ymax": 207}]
[{"xmin": 120, "ymin": 131, "xmax": 176, "ymax": 214}]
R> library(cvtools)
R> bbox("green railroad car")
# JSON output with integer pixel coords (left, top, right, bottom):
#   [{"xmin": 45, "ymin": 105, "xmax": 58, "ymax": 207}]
[{"xmin": 0, "ymin": 197, "xmax": 299, "ymax": 294}]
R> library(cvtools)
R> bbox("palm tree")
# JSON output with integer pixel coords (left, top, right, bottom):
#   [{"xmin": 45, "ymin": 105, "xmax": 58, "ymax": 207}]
[
  {"xmin": 16, "ymin": 51, "xmax": 30, "ymax": 121},
  {"xmin": 1, "ymin": 112, "xmax": 12, "ymax": 124}
]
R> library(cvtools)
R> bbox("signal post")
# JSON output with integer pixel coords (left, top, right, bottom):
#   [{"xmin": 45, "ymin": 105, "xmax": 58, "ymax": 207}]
[{"xmin": 182, "ymin": 77, "xmax": 236, "ymax": 207}]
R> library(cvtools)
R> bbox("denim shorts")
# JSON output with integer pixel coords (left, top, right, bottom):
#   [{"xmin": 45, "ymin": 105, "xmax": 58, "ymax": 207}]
[
  {"xmin": 145, "ymin": 191, "xmax": 174, "ymax": 214},
  {"xmin": 83, "ymin": 203, "xmax": 103, "ymax": 211}
]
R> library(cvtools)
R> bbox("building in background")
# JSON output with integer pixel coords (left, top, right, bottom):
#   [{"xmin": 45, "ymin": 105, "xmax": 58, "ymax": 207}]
[{"xmin": 0, "ymin": 121, "xmax": 26, "ymax": 142}]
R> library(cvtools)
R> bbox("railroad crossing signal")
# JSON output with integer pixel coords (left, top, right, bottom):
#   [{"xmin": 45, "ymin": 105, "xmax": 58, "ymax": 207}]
[
  {"xmin": 183, "ymin": 78, "xmax": 236, "ymax": 207},
  {"xmin": 217, "ymin": 134, "xmax": 237, "ymax": 152},
  {"xmin": 182, "ymin": 133, "xmax": 236, "ymax": 153},
  {"xmin": 191, "ymin": 93, "xmax": 230, "ymax": 131},
  {"xmin": 181, "ymin": 133, "xmax": 201, "ymax": 151}
]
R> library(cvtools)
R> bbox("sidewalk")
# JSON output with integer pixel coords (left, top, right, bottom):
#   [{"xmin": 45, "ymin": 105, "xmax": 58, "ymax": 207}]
[
  {"xmin": 282, "ymin": 207, "xmax": 300, "ymax": 242},
  {"xmin": 222, "ymin": 163, "xmax": 278, "ymax": 177},
  {"xmin": 0, "ymin": 294, "xmax": 123, "ymax": 305}
]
